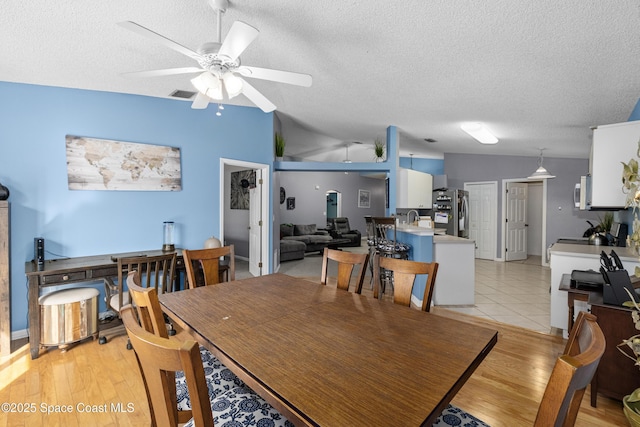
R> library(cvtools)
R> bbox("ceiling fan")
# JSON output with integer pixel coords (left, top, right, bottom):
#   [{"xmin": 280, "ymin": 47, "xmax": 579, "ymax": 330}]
[{"xmin": 118, "ymin": 0, "xmax": 312, "ymax": 112}]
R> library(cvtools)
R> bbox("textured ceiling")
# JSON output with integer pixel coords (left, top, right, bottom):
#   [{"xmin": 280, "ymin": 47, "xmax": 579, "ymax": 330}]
[{"xmin": 2, "ymin": 0, "xmax": 639, "ymax": 161}]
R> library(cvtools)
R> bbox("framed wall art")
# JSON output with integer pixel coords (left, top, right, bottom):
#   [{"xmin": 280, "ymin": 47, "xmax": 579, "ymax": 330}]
[
  {"xmin": 230, "ymin": 169, "xmax": 256, "ymax": 210},
  {"xmin": 358, "ymin": 189, "xmax": 370, "ymax": 208},
  {"xmin": 65, "ymin": 135, "xmax": 182, "ymax": 191}
]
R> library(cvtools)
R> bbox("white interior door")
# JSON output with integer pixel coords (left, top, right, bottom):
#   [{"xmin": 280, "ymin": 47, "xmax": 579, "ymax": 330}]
[
  {"xmin": 465, "ymin": 182, "xmax": 497, "ymax": 260},
  {"xmin": 249, "ymin": 169, "xmax": 262, "ymax": 276},
  {"xmin": 506, "ymin": 182, "xmax": 528, "ymax": 261}
]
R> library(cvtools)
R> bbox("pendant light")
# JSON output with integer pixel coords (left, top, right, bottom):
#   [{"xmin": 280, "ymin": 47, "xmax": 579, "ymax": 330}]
[
  {"xmin": 528, "ymin": 149, "xmax": 555, "ymax": 179},
  {"xmin": 343, "ymin": 143, "xmax": 352, "ymax": 163}
]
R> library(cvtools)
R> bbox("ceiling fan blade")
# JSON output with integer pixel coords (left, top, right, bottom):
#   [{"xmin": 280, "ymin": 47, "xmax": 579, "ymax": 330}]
[
  {"xmin": 118, "ymin": 21, "xmax": 201, "ymax": 61},
  {"xmin": 122, "ymin": 67, "xmax": 203, "ymax": 78},
  {"xmin": 237, "ymin": 66, "xmax": 312, "ymax": 87},
  {"xmin": 191, "ymin": 92, "xmax": 211, "ymax": 109},
  {"xmin": 240, "ymin": 78, "xmax": 276, "ymax": 112},
  {"xmin": 217, "ymin": 21, "xmax": 259, "ymax": 62}
]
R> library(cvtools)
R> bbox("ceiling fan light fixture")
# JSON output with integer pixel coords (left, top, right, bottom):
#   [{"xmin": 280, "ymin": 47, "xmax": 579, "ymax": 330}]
[
  {"xmin": 223, "ymin": 72, "xmax": 243, "ymax": 98},
  {"xmin": 460, "ymin": 122, "xmax": 498, "ymax": 145},
  {"xmin": 191, "ymin": 72, "xmax": 223, "ymax": 100}
]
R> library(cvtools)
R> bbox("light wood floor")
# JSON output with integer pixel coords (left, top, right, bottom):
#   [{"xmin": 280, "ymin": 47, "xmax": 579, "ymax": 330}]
[{"xmin": 0, "ymin": 284, "xmax": 628, "ymax": 426}]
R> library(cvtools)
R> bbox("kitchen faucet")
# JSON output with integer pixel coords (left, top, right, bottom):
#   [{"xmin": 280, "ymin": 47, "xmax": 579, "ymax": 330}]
[{"xmin": 407, "ymin": 209, "xmax": 420, "ymax": 225}]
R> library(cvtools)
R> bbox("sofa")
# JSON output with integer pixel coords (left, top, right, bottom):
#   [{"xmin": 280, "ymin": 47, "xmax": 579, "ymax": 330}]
[
  {"xmin": 327, "ymin": 217, "xmax": 362, "ymax": 247},
  {"xmin": 280, "ymin": 240, "xmax": 306, "ymax": 262},
  {"xmin": 280, "ymin": 223, "xmax": 333, "ymax": 254}
]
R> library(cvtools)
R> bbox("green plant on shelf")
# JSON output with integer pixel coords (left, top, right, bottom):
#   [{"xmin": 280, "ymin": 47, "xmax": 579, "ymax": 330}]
[{"xmin": 275, "ymin": 133, "xmax": 285, "ymax": 158}]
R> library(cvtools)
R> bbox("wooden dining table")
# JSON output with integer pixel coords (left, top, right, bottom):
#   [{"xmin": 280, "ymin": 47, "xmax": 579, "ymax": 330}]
[{"xmin": 159, "ymin": 273, "xmax": 498, "ymax": 426}]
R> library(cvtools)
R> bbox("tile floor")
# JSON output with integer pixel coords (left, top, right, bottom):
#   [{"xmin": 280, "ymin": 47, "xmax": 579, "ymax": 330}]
[
  {"xmin": 441, "ymin": 256, "xmax": 552, "ymax": 334},
  {"xmin": 237, "ymin": 247, "xmax": 553, "ymax": 335}
]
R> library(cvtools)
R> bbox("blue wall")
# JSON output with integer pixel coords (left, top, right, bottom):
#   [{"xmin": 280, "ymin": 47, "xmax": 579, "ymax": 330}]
[
  {"xmin": 399, "ymin": 157, "xmax": 444, "ymax": 175},
  {"xmin": 629, "ymin": 98, "xmax": 640, "ymax": 121},
  {"xmin": 0, "ymin": 81, "xmax": 274, "ymax": 332}
]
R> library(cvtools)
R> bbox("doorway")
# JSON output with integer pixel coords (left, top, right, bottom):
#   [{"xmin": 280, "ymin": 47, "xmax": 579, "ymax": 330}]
[
  {"xmin": 326, "ymin": 191, "xmax": 341, "ymax": 223},
  {"xmin": 465, "ymin": 182, "xmax": 498, "ymax": 260},
  {"xmin": 221, "ymin": 158, "xmax": 270, "ymax": 276},
  {"xmin": 501, "ymin": 178, "xmax": 548, "ymax": 266}
]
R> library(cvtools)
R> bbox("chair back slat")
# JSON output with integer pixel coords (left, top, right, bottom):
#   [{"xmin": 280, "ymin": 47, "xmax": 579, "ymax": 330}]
[
  {"xmin": 320, "ymin": 248, "xmax": 369, "ymax": 293},
  {"xmin": 107, "ymin": 252, "xmax": 177, "ymax": 315},
  {"xmin": 183, "ymin": 245, "xmax": 235, "ymax": 289},
  {"xmin": 126, "ymin": 271, "xmax": 168, "ymax": 339},
  {"xmin": 373, "ymin": 254, "xmax": 439, "ymax": 312}
]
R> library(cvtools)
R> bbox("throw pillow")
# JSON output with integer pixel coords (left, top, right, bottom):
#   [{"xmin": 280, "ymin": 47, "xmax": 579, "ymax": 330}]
[
  {"xmin": 294, "ymin": 224, "xmax": 317, "ymax": 235},
  {"xmin": 280, "ymin": 223, "xmax": 294, "ymax": 238}
]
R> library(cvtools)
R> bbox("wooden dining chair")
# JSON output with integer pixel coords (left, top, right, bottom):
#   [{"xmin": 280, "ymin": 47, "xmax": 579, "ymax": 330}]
[
  {"xmin": 433, "ymin": 311, "xmax": 606, "ymax": 427},
  {"xmin": 122, "ymin": 304, "xmax": 214, "ymax": 426},
  {"xmin": 121, "ymin": 304, "xmax": 294, "ymax": 427},
  {"xmin": 534, "ymin": 311, "xmax": 606, "ymax": 426},
  {"xmin": 320, "ymin": 248, "xmax": 369, "ymax": 294},
  {"xmin": 183, "ymin": 245, "xmax": 235, "ymax": 289},
  {"xmin": 372, "ymin": 253, "xmax": 438, "ymax": 312},
  {"xmin": 125, "ymin": 271, "xmax": 245, "ymax": 411},
  {"xmin": 100, "ymin": 252, "xmax": 177, "ymax": 344}
]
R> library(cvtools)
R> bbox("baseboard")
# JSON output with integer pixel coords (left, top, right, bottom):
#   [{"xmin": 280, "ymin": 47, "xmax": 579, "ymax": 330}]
[{"xmin": 11, "ymin": 329, "xmax": 28, "ymax": 340}]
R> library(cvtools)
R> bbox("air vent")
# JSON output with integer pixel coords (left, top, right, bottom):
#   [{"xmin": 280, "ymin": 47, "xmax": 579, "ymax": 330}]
[
  {"xmin": 169, "ymin": 90, "xmax": 196, "ymax": 99},
  {"xmin": 424, "ymin": 138, "xmax": 437, "ymax": 143}
]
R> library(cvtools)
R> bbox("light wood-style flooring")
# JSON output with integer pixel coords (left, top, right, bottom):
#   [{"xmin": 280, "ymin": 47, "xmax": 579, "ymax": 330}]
[{"xmin": 0, "ymin": 265, "xmax": 629, "ymax": 426}]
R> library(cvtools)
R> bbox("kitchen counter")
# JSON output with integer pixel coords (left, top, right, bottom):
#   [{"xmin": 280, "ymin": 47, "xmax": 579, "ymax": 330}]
[
  {"xmin": 395, "ymin": 224, "xmax": 435, "ymax": 236},
  {"xmin": 549, "ymin": 242, "xmax": 640, "ymax": 336},
  {"xmin": 433, "ymin": 235, "xmax": 474, "ymax": 244},
  {"xmin": 550, "ymin": 243, "xmax": 638, "ymax": 260},
  {"xmin": 433, "ymin": 235, "xmax": 475, "ymax": 305}
]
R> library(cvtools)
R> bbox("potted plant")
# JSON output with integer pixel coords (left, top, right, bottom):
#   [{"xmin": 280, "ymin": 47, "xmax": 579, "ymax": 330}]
[
  {"xmin": 617, "ymin": 288, "xmax": 640, "ymax": 426},
  {"xmin": 373, "ymin": 137, "xmax": 385, "ymax": 162},
  {"xmin": 275, "ymin": 133, "xmax": 285, "ymax": 161},
  {"xmin": 622, "ymin": 140, "xmax": 640, "ymax": 253}
]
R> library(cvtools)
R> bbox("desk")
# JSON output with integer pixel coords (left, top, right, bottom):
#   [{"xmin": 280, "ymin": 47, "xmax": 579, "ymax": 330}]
[
  {"xmin": 558, "ymin": 275, "xmax": 592, "ymax": 332},
  {"xmin": 159, "ymin": 273, "xmax": 498, "ymax": 426},
  {"xmin": 24, "ymin": 249, "xmax": 184, "ymax": 359},
  {"xmin": 559, "ymin": 274, "xmax": 640, "ymax": 406}
]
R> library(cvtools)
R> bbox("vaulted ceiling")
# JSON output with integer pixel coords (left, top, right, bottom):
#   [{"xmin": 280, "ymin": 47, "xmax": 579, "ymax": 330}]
[{"xmin": 2, "ymin": 0, "xmax": 639, "ymax": 161}]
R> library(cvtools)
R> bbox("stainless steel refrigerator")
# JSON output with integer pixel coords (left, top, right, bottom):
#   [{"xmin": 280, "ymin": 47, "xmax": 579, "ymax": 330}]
[{"xmin": 432, "ymin": 189, "xmax": 469, "ymax": 238}]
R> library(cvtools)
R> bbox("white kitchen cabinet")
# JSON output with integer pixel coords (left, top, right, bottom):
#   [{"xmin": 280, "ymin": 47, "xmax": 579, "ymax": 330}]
[
  {"xmin": 396, "ymin": 168, "xmax": 432, "ymax": 208},
  {"xmin": 590, "ymin": 120, "xmax": 640, "ymax": 208}
]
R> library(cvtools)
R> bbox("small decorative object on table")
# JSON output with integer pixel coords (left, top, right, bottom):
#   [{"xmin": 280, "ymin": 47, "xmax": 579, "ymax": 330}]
[{"xmin": 162, "ymin": 221, "xmax": 175, "ymax": 252}]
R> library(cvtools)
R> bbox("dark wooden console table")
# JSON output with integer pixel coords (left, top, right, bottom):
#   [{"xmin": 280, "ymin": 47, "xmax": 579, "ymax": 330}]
[
  {"xmin": 559, "ymin": 274, "xmax": 640, "ymax": 406},
  {"xmin": 24, "ymin": 249, "xmax": 184, "ymax": 359}
]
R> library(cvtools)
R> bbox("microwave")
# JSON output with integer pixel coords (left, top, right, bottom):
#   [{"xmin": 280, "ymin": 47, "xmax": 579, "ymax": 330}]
[{"xmin": 574, "ymin": 175, "xmax": 591, "ymax": 210}]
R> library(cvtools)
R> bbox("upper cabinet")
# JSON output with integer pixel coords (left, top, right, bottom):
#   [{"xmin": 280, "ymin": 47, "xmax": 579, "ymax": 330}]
[
  {"xmin": 590, "ymin": 120, "xmax": 640, "ymax": 209},
  {"xmin": 397, "ymin": 168, "xmax": 433, "ymax": 208}
]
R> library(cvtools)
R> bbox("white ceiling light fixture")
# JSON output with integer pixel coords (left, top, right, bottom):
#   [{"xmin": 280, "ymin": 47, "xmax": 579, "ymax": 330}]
[
  {"xmin": 343, "ymin": 143, "xmax": 352, "ymax": 163},
  {"xmin": 528, "ymin": 148, "xmax": 556, "ymax": 179},
  {"xmin": 223, "ymin": 72, "xmax": 243, "ymax": 98},
  {"xmin": 191, "ymin": 72, "xmax": 223, "ymax": 100},
  {"xmin": 460, "ymin": 122, "xmax": 498, "ymax": 145}
]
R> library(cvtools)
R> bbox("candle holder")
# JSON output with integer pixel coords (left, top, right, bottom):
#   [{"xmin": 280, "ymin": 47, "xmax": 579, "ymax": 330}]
[{"xmin": 163, "ymin": 221, "xmax": 175, "ymax": 252}]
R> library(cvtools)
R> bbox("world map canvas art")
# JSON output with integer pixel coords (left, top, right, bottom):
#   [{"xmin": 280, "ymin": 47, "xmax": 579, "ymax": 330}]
[{"xmin": 66, "ymin": 135, "xmax": 182, "ymax": 191}]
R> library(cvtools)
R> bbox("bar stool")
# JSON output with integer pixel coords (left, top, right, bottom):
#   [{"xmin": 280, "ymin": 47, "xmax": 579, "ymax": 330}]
[
  {"xmin": 371, "ymin": 217, "xmax": 410, "ymax": 297},
  {"xmin": 364, "ymin": 216, "xmax": 377, "ymax": 288}
]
